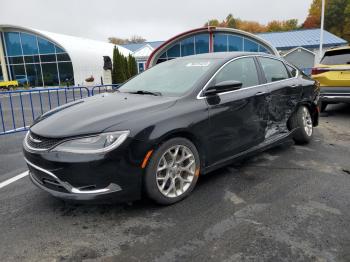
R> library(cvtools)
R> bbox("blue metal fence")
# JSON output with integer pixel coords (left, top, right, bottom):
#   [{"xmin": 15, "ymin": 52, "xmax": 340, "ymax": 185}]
[{"xmin": 0, "ymin": 84, "xmax": 120, "ymax": 135}]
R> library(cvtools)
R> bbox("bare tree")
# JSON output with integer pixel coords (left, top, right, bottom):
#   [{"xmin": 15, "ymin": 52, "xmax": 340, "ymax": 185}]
[{"xmin": 108, "ymin": 35, "xmax": 146, "ymax": 45}]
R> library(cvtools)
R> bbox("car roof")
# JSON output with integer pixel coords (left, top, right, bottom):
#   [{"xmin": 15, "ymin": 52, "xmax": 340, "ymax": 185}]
[
  {"xmin": 177, "ymin": 52, "xmax": 279, "ymax": 61},
  {"xmin": 325, "ymin": 45, "xmax": 350, "ymax": 52}
]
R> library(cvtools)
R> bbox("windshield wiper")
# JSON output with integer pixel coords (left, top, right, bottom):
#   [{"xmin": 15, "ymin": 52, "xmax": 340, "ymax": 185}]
[{"xmin": 128, "ymin": 90, "xmax": 162, "ymax": 96}]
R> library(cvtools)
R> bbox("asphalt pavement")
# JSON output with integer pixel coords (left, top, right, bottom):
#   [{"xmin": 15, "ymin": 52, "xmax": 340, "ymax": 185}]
[{"xmin": 0, "ymin": 104, "xmax": 349, "ymax": 262}]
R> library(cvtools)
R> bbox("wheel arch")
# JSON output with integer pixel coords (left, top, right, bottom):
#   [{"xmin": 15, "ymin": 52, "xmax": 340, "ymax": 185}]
[{"xmin": 153, "ymin": 130, "xmax": 207, "ymax": 171}]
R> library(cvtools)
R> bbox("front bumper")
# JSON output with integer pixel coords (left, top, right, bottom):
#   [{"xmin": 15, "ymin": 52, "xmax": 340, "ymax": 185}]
[
  {"xmin": 320, "ymin": 87, "xmax": 350, "ymax": 103},
  {"xmin": 23, "ymin": 138, "xmax": 148, "ymax": 203}
]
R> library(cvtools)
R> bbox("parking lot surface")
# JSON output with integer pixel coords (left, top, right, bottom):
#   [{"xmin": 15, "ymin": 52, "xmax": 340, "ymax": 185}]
[{"xmin": 0, "ymin": 104, "xmax": 349, "ymax": 262}]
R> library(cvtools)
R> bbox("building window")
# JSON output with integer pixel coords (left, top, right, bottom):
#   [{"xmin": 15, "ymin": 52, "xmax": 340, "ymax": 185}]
[
  {"xmin": 21, "ymin": 33, "xmax": 39, "ymax": 55},
  {"xmin": 38, "ymin": 37, "xmax": 55, "ymax": 54},
  {"xmin": 138, "ymin": 62, "xmax": 145, "ymax": 73},
  {"xmin": 228, "ymin": 35, "xmax": 243, "ymax": 51},
  {"xmin": 41, "ymin": 63, "xmax": 59, "ymax": 86},
  {"xmin": 25, "ymin": 63, "xmax": 43, "ymax": 86},
  {"xmin": 2, "ymin": 31, "xmax": 74, "ymax": 86},
  {"xmin": 181, "ymin": 37, "xmax": 195, "ymax": 56},
  {"xmin": 152, "ymin": 31, "xmax": 274, "ymax": 65},
  {"xmin": 167, "ymin": 43, "xmax": 180, "ymax": 58},
  {"xmin": 4, "ymin": 32, "xmax": 22, "ymax": 56},
  {"xmin": 195, "ymin": 34, "xmax": 209, "ymax": 54},
  {"xmin": 244, "ymin": 38, "xmax": 259, "ymax": 52},
  {"xmin": 213, "ymin": 33, "xmax": 227, "ymax": 52}
]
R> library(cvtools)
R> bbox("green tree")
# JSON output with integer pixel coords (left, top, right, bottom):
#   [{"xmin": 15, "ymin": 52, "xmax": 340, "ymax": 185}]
[
  {"xmin": 112, "ymin": 46, "xmax": 126, "ymax": 84},
  {"xmin": 205, "ymin": 19, "xmax": 220, "ymax": 27},
  {"xmin": 283, "ymin": 19, "xmax": 299, "ymax": 31},
  {"xmin": 128, "ymin": 54, "xmax": 138, "ymax": 78},
  {"xmin": 225, "ymin": 14, "xmax": 237, "ymax": 28},
  {"xmin": 325, "ymin": 0, "xmax": 349, "ymax": 41}
]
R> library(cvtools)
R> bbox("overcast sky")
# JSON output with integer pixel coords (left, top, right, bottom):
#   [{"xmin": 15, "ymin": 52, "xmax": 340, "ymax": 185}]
[{"xmin": 0, "ymin": 0, "xmax": 312, "ymax": 42}]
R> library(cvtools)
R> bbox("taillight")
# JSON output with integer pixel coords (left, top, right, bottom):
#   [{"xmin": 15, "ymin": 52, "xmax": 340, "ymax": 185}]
[{"xmin": 311, "ymin": 67, "xmax": 330, "ymax": 75}]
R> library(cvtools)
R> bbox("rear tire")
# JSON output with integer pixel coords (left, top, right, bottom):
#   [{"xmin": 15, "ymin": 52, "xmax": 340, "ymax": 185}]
[
  {"xmin": 288, "ymin": 105, "xmax": 313, "ymax": 145},
  {"xmin": 144, "ymin": 138, "xmax": 200, "ymax": 205}
]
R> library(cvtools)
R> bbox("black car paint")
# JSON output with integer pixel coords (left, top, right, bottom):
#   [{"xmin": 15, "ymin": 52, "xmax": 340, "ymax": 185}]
[{"xmin": 23, "ymin": 52, "xmax": 320, "ymax": 202}]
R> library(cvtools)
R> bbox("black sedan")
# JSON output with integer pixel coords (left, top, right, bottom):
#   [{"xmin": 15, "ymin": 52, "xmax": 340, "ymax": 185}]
[{"xmin": 23, "ymin": 52, "xmax": 320, "ymax": 205}]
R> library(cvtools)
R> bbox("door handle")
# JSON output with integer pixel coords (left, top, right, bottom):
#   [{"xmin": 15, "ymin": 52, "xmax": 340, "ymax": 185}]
[
  {"xmin": 255, "ymin": 91, "xmax": 266, "ymax": 96},
  {"xmin": 291, "ymin": 84, "xmax": 300, "ymax": 88}
]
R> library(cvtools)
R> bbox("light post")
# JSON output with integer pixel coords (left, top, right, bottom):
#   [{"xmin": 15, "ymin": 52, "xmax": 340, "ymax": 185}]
[{"xmin": 319, "ymin": 0, "xmax": 326, "ymax": 63}]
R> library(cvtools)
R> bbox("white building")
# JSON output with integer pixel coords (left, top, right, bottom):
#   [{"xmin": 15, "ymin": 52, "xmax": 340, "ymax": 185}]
[{"xmin": 0, "ymin": 25, "xmax": 131, "ymax": 86}]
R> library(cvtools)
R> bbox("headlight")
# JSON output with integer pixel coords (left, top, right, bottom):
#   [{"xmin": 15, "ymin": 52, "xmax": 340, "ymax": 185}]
[{"xmin": 51, "ymin": 131, "xmax": 129, "ymax": 154}]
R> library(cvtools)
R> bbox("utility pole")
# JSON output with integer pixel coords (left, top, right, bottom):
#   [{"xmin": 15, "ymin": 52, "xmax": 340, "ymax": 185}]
[{"xmin": 319, "ymin": 0, "xmax": 326, "ymax": 63}]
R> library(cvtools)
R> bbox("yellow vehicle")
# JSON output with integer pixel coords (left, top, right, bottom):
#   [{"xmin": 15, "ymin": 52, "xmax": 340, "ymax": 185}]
[
  {"xmin": 311, "ymin": 46, "xmax": 350, "ymax": 112},
  {"xmin": 0, "ymin": 80, "xmax": 19, "ymax": 91}
]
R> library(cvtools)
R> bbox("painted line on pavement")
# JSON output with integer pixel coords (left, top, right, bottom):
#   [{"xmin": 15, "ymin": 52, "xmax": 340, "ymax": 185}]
[{"xmin": 0, "ymin": 171, "xmax": 29, "ymax": 189}]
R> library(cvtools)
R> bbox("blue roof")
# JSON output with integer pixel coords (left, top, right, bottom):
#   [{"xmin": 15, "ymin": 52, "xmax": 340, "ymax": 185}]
[
  {"xmin": 121, "ymin": 41, "xmax": 164, "ymax": 52},
  {"xmin": 258, "ymin": 29, "xmax": 347, "ymax": 50}
]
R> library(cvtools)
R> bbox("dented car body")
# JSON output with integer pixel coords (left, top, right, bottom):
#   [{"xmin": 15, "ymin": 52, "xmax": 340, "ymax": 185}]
[{"xmin": 23, "ymin": 52, "xmax": 320, "ymax": 203}]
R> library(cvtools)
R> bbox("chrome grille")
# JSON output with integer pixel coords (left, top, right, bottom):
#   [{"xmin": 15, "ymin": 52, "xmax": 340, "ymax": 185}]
[{"xmin": 25, "ymin": 131, "xmax": 63, "ymax": 150}]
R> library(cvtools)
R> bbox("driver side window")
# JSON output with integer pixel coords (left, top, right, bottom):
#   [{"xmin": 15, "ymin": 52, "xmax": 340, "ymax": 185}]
[{"xmin": 214, "ymin": 57, "xmax": 259, "ymax": 88}]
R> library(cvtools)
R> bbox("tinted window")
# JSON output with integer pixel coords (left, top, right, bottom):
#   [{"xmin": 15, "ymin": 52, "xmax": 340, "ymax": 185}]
[
  {"xmin": 213, "ymin": 34, "xmax": 227, "ymax": 52},
  {"xmin": 7, "ymin": 56, "xmax": 24, "ymax": 64},
  {"xmin": 321, "ymin": 49, "xmax": 350, "ymax": 65},
  {"xmin": 58, "ymin": 62, "xmax": 74, "ymax": 84},
  {"xmin": 214, "ymin": 57, "xmax": 259, "ymax": 88},
  {"xmin": 228, "ymin": 35, "xmax": 243, "ymax": 51},
  {"xmin": 259, "ymin": 57, "xmax": 289, "ymax": 82},
  {"xmin": 56, "ymin": 53, "xmax": 70, "ymax": 62},
  {"xmin": 244, "ymin": 39, "xmax": 259, "ymax": 52},
  {"xmin": 55, "ymin": 46, "xmax": 65, "ymax": 53},
  {"xmin": 195, "ymin": 34, "xmax": 209, "ymax": 54},
  {"xmin": 40, "ymin": 54, "xmax": 57, "ymax": 63},
  {"xmin": 21, "ymin": 33, "xmax": 39, "ymax": 55},
  {"xmin": 181, "ymin": 37, "xmax": 195, "ymax": 56},
  {"xmin": 26, "ymin": 63, "xmax": 43, "ymax": 86},
  {"xmin": 38, "ymin": 37, "xmax": 55, "ymax": 54},
  {"xmin": 9, "ymin": 64, "xmax": 26, "ymax": 81},
  {"xmin": 4, "ymin": 32, "xmax": 22, "ymax": 56},
  {"xmin": 259, "ymin": 45, "xmax": 269, "ymax": 53},
  {"xmin": 41, "ymin": 63, "xmax": 59, "ymax": 86},
  {"xmin": 24, "ymin": 55, "xmax": 40, "ymax": 64},
  {"xmin": 167, "ymin": 43, "xmax": 180, "ymax": 58}
]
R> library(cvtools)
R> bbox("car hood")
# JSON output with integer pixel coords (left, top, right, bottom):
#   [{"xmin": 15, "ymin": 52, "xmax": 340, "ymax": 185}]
[{"xmin": 31, "ymin": 92, "xmax": 177, "ymax": 138}]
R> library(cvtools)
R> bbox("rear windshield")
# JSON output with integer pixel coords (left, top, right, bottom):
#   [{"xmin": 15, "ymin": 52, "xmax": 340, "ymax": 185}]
[{"xmin": 321, "ymin": 49, "xmax": 350, "ymax": 65}]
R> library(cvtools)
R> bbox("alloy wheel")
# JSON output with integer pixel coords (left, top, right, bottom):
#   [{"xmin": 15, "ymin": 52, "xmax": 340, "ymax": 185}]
[
  {"xmin": 302, "ymin": 107, "xmax": 313, "ymax": 136},
  {"xmin": 156, "ymin": 145, "xmax": 196, "ymax": 198}
]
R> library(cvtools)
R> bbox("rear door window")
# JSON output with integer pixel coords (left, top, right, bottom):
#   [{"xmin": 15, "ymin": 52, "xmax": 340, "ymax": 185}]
[
  {"xmin": 258, "ymin": 57, "xmax": 290, "ymax": 82},
  {"xmin": 321, "ymin": 49, "xmax": 350, "ymax": 65}
]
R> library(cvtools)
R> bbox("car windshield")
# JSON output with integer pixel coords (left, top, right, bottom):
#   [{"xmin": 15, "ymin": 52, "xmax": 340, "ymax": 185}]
[
  {"xmin": 321, "ymin": 49, "xmax": 350, "ymax": 65},
  {"xmin": 118, "ymin": 58, "xmax": 217, "ymax": 97}
]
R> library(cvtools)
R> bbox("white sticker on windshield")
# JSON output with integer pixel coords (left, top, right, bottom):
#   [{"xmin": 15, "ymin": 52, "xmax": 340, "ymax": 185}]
[{"xmin": 186, "ymin": 62, "xmax": 210, "ymax": 67}]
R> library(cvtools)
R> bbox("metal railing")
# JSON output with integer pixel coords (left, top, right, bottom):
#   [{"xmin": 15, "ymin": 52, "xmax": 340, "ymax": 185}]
[
  {"xmin": 0, "ymin": 86, "xmax": 91, "ymax": 135},
  {"xmin": 0, "ymin": 84, "xmax": 123, "ymax": 135},
  {"xmin": 91, "ymin": 84, "xmax": 120, "ymax": 95}
]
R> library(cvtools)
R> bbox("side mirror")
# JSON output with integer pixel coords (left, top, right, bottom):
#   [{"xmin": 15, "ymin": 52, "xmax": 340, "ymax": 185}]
[{"xmin": 204, "ymin": 80, "xmax": 242, "ymax": 96}]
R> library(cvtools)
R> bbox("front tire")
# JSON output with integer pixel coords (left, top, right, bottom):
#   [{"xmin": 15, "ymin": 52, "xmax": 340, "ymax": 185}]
[
  {"xmin": 288, "ymin": 105, "xmax": 313, "ymax": 144},
  {"xmin": 144, "ymin": 138, "xmax": 200, "ymax": 205}
]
